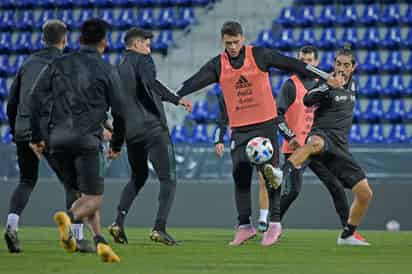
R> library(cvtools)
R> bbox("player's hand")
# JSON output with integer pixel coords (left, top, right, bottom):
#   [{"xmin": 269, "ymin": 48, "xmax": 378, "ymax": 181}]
[
  {"xmin": 108, "ymin": 148, "xmax": 121, "ymax": 160},
  {"xmin": 179, "ymin": 98, "xmax": 193, "ymax": 112},
  {"xmin": 215, "ymin": 143, "xmax": 224, "ymax": 157},
  {"xmin": 326, "ymin": 73, "xmax": 345, "ymax": 88},
  {"xmin": 29, "ymin": 141, "xmax": 46, "ymax": 159},
  {"xmin": 288, "ymin": 137, "xmax": 301, "ymax": 151},
  {"xmin": 103, "ymin": 128, "xmax": 113, "ymax": 142}
]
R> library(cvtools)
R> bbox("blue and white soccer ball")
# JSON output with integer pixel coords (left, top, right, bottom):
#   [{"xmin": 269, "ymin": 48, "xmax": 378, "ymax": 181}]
[{"xmin": 246, "ymin": 137, "xmax": 273, "ymax": 165}]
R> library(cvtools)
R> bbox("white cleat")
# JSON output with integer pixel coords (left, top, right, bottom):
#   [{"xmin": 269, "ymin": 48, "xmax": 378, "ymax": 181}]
[
  {"xmin": 263, "ymin": 164, "xmax": 283, "ymax": 189},
  {"xmin": 337, "ymin": 235, "xmax": 370, "ymax": 246}
]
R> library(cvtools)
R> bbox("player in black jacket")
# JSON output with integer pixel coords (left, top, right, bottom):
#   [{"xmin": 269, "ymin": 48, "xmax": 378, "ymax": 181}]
[{"xmin": 282, "ymin": 47, "xmax": 373, "ymax": 246}]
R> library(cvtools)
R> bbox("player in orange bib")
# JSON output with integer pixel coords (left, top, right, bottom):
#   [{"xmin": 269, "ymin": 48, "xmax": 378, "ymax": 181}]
[{"xmin": 177, "ymin": 21, "xmax": 341, "ymax": 246}]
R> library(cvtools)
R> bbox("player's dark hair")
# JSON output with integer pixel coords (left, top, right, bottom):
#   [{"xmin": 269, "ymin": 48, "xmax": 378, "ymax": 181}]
[
  {"xmin": 42, "ymin": 20, "xmax": 67, "ymax": 46},
  {"xmin": 80, "ymin": 18, "xmax": 109, "ymax": 46},
  {"xmin": 221, "ymin": 21, "xmax": 243, "ymax": 38},
  {"xmin": 335, "ymin": 44, "xmax": 356, "ymax": 65},
  {"xmin": 124, "ymin": 27, "xmax": 153, "ymax": 48},
  {"xmin": 298, "ymin": 45, "xmax": 318, "ymax": 60}
]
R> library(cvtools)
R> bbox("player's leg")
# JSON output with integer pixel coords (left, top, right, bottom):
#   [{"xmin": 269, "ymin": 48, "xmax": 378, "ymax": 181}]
[
  {"xmin": 4, "ymin": 142, "xmax": 39, "ymax": 253},
  {"xmin": 146, "ymin": 132, "xmax": 178, "ymax": 245},
  {"xmin": 257, "ymin": 172, "xmax": 269, "ymax": 232},
  {"xmin": 109, "ymin": 142, "xmax": 148, "ymax": 244},
  {"xmin": 229, "ymin": 139, "xmax": 256, "ymax": 246},
  {"xmin": 280, "ymin": 165, "xmax": 304, "ymax": 220},
  {"xmin": 309, "ymin": 159, "xmax": 349, "ymax": 227}
]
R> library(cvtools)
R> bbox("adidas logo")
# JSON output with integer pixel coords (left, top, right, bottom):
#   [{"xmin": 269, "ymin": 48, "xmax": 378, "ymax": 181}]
[{"xmin": 235, "ymin": 75, "xmax": 252, "ymax": 89}]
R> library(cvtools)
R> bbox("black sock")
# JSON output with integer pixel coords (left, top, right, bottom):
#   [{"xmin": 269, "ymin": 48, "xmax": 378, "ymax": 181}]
[
  {"xmin": 153, "ymin": 221, "xmax": 166, "ymax": 232},
  {"xmin": 66, "ymin": 211, "xmax": 75, "ymax": 223},
  {"xmin": 282, "ymin": 159, "xmax": 296, "ymax": 177},
  {"xmin": 94, "ymin": 235, "xmax": 108, "ymax": 246},
  {"xmin": 115, "ymin": 209, "xmax": 127, "ymax": 227},
  {"xmin": 341, "ymin": 224, "xmax": 357, "ymax": 239}
]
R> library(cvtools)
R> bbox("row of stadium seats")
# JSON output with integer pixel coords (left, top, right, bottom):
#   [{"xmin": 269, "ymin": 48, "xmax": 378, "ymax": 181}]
[
  {"xmin": 255, "ymin": 27, "xmax": 412, "ymax": 50},
  {"xmin": 169, "ymin": 123, "xmax": 412, "ymax": 145},
  {"xmin": 295, "ymin": 0, "xmax": 411, "ymax": 5},
  {"xmin": 0, "ymin": 7, "xmax": 196, "ymax": 30},
  {"xmin": 277, "ymin": 4, "xmax": 412, "ymax": 27},
  {"xmin": 0, "ymin": 0, "xmax": 213, "ymax": 9}
]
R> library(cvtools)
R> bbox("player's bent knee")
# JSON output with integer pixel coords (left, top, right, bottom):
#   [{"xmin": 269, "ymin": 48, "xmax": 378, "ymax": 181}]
[
  {"xmin": 307, "ymin": 135, "xmax": 324, "ymax": 154},
  {"xmin": 353, "ymin": 179, "xmax": 373, "ymax": 204}
]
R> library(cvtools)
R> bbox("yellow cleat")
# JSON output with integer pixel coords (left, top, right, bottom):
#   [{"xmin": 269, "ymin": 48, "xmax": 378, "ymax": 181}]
[
  {"xmin": 97, "ymin": 243, "xmax": 121, "ymax": 263},
  {"xmin": 53, "ymin": 211, "xmax": 76, "ymax": 252}
]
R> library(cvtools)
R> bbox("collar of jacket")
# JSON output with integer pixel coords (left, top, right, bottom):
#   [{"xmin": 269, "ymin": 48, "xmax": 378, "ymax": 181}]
[
  {"xmin": 224, "ymin": 46, "xmax": 245, "ymax": 62},
  {"xmin": 80, "ymin": 45, "xmax": 101, "ymax": 55},
  {"xmin": 42, "ymin": 46, "xmax": 62, "ymax": 55}
]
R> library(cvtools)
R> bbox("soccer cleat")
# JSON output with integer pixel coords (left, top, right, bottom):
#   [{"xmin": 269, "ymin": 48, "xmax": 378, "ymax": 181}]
[
  {"xmin": 4, "ymin": 226, "xmax": 22, "ymax": 253},
  {"xmin": 353, "ymin": 231, "xmax": 366, "ymax": 241},
  {"xmin": 257, "ymin": 221, "xmax": 268, "ymax": 233},
  {"xmin": 229, "ymin": 225, "xmax": 257, "ymax": 246},
  {"xmin": 97, "ymin": 243, "xmax": 120, "ymax": 263},
  {"xmin": 75, "ymin": 239, "xmax": 96, "ymax": 253},
  {"xmin": 53, "ymin": 211, "xmax": 76, "ymax": 252},
  {"xmin": 150, "ymin": 230, "xmax": 180, "ymax": 246},
  {"xmin": 261, "ymin": 223, "xmax": 282, "ymax": 246},
  {"xmin": 108, "ymin": 223, "xmax": 128, "ymax": 244},
  {"xmin": 337, "ymin": 233, "xmax": 370, "ymax": 246},
  {"xmin": 263, "ymin": 164, "xmax": 282, "ymax": 189}
]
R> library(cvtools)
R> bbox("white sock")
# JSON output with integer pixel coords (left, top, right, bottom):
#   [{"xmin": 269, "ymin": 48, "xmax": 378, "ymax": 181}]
[
  {"xmin": 6, "ymin": 213, "xmax": 19, "ymax": 231},
  {"xmin": 269, "ymin": 222, "xmax": 282, "ymax": 228},
  {"xmin": 72, "ymin": 224, "xmax": 84, "ymax": 240},
  {"xmin": 259, "ymin": 209, "xmax": 269, "ymax": 223}
]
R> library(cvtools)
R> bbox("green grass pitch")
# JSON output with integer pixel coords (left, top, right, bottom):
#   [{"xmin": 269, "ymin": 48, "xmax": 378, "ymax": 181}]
[{"xmin": 0, "ymin": 227, "xmax": 411, "ymax": 274}]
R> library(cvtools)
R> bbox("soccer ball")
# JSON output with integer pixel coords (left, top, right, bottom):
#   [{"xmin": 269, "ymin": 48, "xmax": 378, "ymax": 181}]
[
  {"xmin": 245, "ymin": 137, "xmax": 273, "ymax": 165},
  {"xmin": 386, "ymin": 220, "xmax": 400, "ymax": 232}
]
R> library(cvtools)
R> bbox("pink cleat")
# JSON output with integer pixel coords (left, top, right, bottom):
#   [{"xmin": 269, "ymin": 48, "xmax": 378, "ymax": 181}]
[
  {"xmin": 229, "ymin": 225, "xmax": 257, "ymax": 246},
  {"xmin": 261, "ymin": 222, "xmax": 282, "ymax": 246}
]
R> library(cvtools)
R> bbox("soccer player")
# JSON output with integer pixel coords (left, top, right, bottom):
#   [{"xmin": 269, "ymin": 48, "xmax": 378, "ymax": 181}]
[
  {"xmin": 282, "ymin": 46, "xmax": 373, "ymax": 246},
  {"xmin": 107, "ymin": 27, "xmax": 192, "ymax": 246},
  {"xmin": 29, "ymin": 18, "xmax": 122, "ymax": 262},
  {"xmin": 214, "ymin": 94, "xmax": 270, "ymax": 232},
  {"xmin": 277, "ymin": 45, "xmax": 350, "ymax": 228},
  {"xmin": 176, "ymin": 21, "xmax": 340, "ymax": 246},
  {"xmin": 4, "ymin": 20, "xmax": 90, "ymax": 253}
]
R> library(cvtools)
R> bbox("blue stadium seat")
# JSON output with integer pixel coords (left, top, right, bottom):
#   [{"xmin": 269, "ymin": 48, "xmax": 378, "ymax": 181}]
[
  {"xmin": 358, "ymin": 27, "xmax": 380, "ymax": 49},
  {"xmin": 191, "ymin": 101, "xmax": 208, "ymax": 123},
  {"xmin": 55, "ymin": 0, "xmax": 72, "ymax": 8},
  {"xmin": 382, "ymin": 51, "xmax": 403, "ymax": 73},
  {"xmin": 152, "ymin": 30, "xmax": 174, "ymax": 51},
  {"xmin": 352, "ymin": 100, "xmax": 362, "ymax": 121},
  {"xmin": 66, "ymin": 32, "xmax": 79, "ymax": 51},
  {"xmin": 380, "ymin": 4, "xmax": 401, "ymax": 25},
  {"xmin": 137, "ymin": 8, "xmax": 154, "ymax": 28},
  {"xmin": 317, "ymin": 5, "xmax": 337, "ymax": 26},
  {"xmin": 192, "ymin": 0, "xmax": 212, "ymax": 6},
  {"xmin": 316, "ymin": 28, "xmax": 337, "ymax": 49},
  {"xmin": 150, "ymin": 0, "xmax": 171, "ymax": 6},
  {"xmin": 1, "ymin": 127, "xmax": 13, "ymax": 144},
  {"xmin": 361, "ymin": 99, "xmax": 383, "ymax": 122},
  {"xmin": 175, "ymin": 7, "xmax": 196, "ymax": 29},
  {"xmin": 0, "ymin": 32, "xmax": 12, "ymax": 53},
  {"xmin": 381, "ymin": 27, "xmax": 401, "ymax": 49},
  {"xmin": 358, "ymin": 51, "xmax": 381, "ymax": 73},
  {"xmin": 13, "ymin": 32, "xmax": 33, "ymax": 53},
  {"xmin": 0, "ymin": 55, "xmax": 9, "ymax": 76},
  {"xmin": 360, "ymin": 74, "xmax": 382, "ymax": 97},
  {"xmin": 16, "ymin": 10, "xmax": 35, "ymax": 30},
  {"xmin": 155, "ymin": 8, "xmax": 176, "ymax": 29},
  {"xmin": 0, "ymin": 0, "xmax": 14, "ymax": 9},
  {"xmin": 295, "ymin": 5, "xmax": 315, "ymax": 26},
  {"xmin": 402, "ymin": 28, "xmax": 412, "ymax": 48},
  {"xmin": 404, "ymin": 77, "xmax": 412, "ymax": 97},
  {"xmin": 273, "ymin": 29, "xmax": 294, "ymax": 50},
  {"xmin": 405, "ymin": 53, "xmax": 412, "ymax": 72},
  {"xmin": 99, "ymin": 9, "xmax": 116, "ymax": 26},
  {"xmin": 386, "ymin": 124, "xmax": 408, "ymax": 144},
  {"xmin": 117, "ymin": 8, "xmax": 135, "ymax": 28},
  {"xmin": 359, "ymin": 4, "xmax": 379, "ymax": 25},
  {"xmin": 0, "ymin": 102, "xmax": 7, "ymax": 123},
  {"xmin": 383, "ymin": 99, "xmax": 406, "ymax": 122},
  {"xmin": 0, "ymin": 10, "xmax": 15, "ymax": 30},
  {"xmin": 272, "ymin": 75, "xmax": 289, "ymax": 96},
  {"xmin": 32, "ymin": 32, "xmax": 43, "ymax": 51},
  {"xmin": 336, "ymin": 5, "xmax": 358, "ymax": 26},
  {"xmin": 209, "ymin": 83, "xmax": 221, "ymax": 96},
  {"xmin": 296, "ymin": 28, "xmax": 315, "ymax": 48},
  {"xmin": 74, "ymin": 9, "xmax": 94, "ymax": 28},
  {"xmin": 171, "ymin": 0, "xmax": 191, "ymax": 5},
  {"xmin": 211, "ymin": 125, "xmax": 230, "ymax": 144},
  {"xmin": 57, "ymin": 9, "xmax": 74, "ymax": 29},
  {"xmin": 171, "ymin": 125, "xmax": 188, "ymax": 143},
  {"xmin": 402, "ymin": 4, "xmax": 412, "ymax": 25},
  {"xmin": 0, "ymin": 78, "xmax": 7, "ymax": 99},
  {"xmin": 36, "ymin": 9, "xmax": 55, "ymax": 29},
  {"xmin": 254, "ymin": 29, "xmax": 275, "ymax": 48},
  {"xmin": 382, "ymin": 75, "xmax": 404, "ymax": 97},
  {"xmin": 349, "ymin": 124, "xmax": 362, "ymax": 144},
  {"xmin": 339, "ymin": 27, "xmax": 359, "ymax": 48},
  {"xmin": 364, "ymin": 124, "xmax": 384, "ymax": 144},
  {"xmin": 319, "ymin": 51, "xmax": 334, "ymax": 71},
  {"xmin": 190, "ymin": 124, "xmax": 209, "ymax": 143},
  {"xmin": 276, "ymin": 7, "xmax": 297, "ymax": 27},
  {"xmin": 106, "ymin": 32, "xmax": 122, "ymax": 51}
]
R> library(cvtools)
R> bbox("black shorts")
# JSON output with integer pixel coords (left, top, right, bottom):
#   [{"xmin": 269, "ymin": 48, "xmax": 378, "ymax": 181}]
[
  {"xmin": 52, "ymin": 147, "xmax": 105, "ymax": 195},
  {"xmin": 307, "ymin": 129, "xmax": 366, "ymax": 189}
]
